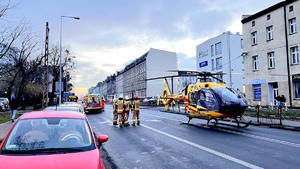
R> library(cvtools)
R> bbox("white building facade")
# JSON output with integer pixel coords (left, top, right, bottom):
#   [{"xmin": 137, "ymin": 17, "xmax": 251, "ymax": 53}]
[
  {"xmin": 242, "ymin": 0, "xmax": 300, "ymax": 107},
  {"xmin": 116, "ymin": 48, "xmax": 178, "ymax": 99},
  {"xmin": 196, "ymin": 31, "xmax": 244, "ymax": 91}
]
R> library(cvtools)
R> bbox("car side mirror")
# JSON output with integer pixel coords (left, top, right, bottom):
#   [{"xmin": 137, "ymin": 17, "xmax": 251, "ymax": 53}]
[{"xmin": 97, "ymin": 134, "xmax": 109, "ymax": 148}]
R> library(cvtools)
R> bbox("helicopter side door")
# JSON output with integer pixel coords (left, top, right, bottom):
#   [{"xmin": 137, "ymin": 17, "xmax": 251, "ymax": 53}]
[{"xmin": 197, "ymin": 89, "xmax": 219, "ymax": 111}]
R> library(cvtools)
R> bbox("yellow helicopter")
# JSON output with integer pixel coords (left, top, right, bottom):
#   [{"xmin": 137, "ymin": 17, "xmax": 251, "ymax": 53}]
[{"xmin": 148, "ymin": 70, "xmax": 251, "ymax": 128}]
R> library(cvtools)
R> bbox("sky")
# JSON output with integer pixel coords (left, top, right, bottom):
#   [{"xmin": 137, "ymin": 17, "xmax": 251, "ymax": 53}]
[{"xmin": 5, "ymin": 0, "xmax": 282, "ymax": 97}]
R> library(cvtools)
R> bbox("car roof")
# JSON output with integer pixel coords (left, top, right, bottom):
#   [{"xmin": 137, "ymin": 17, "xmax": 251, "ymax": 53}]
[
  {"xmin": 60, "ymin": 103, "xmax": 82, "ymax": 106},
  {"xmin": 19, "ymin": 110, "xmax": 85, "ymax": 120}
]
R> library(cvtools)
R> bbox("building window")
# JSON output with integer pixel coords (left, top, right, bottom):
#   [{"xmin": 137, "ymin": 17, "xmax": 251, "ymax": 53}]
[
  {"xmin": 211, "ymin": 59, "xmax": 215, "ymax": 70},
  {"xmin": 253, "ymin": 84, "xmax": 262, "ymax": 100},
  {"xmin": 267, "ymin": 14, "xmax": 271, "ymax": 20},
  {"xmin": 291, "ymin": 46, "xmax": 299, "ymax": 64},
  {"xmin": 289, "ymin": 5, "xmax": 293, "ymax": 12},
  {"xmin": 289, "ymin": 18, "xmax": 297, "ymax": 34},
  {"xmin": 216, "ymin": 57, "xmax": 222, "ymax": 70},
  {"xmin": 253, "ymin": 55, "xmax": 259, "ymax": 71},
  {"xmin": 266, "ymin": 26, "xmax": 273, "ymax": 41},
  {"xmin": 215, "ymin": 42, "xmax": 222, "ymax": 55},
  {"xmin": 251, "ymin": 31, "xmax": 257, "ymax": 45},
  {"xmin": 268, "ymin": 52, "xmax": 275, "ymax": 68},
  {"xmin": 295, "ymin": 80, "xmax": 300, "ymax": 99},
  {"xmin": 252, "ymin": 21, "xmax": 255, "ymax": 27},
  {"xmin": 211, "ymin": 45, "xmax": 214, "ymax": 56}
]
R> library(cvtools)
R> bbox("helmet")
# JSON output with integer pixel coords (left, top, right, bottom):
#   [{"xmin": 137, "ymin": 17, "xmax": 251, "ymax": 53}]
[
  {"xmin": 125, "ymin": 95, "xmax": 129, "ymax": 100},
  {"xmin": 118, "ymin": 94, "xmax": 123, "ymax": 99},
  {"xmin": 134, "ymin": 95, "xmax": 138, "ymax": 99}
]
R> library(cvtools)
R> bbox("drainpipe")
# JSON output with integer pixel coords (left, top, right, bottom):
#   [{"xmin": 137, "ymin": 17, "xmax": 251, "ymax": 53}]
[
  {"xmin": 227, "ymin": 32, "xmax": 232, "ymax": 88},
  {"xmin": 283, "ymin": 4, "xmax": 292, "ymax": 107}
]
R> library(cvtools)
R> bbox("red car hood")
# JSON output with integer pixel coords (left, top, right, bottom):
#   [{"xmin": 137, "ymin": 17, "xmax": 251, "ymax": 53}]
[{"xmin": 0, "ymin": 149, "xmax": 105, "ymax": 169}]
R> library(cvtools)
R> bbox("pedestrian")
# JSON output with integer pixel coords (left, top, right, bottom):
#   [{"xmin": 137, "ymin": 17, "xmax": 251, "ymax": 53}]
[
  {"xmin": 9, "ymin": 95, "xmax": 18, "ymax": 122},
  {"xmin": 123, "ymin": 96, "xmax": 131, "ymax": 126},
  {"xmin": 275, "ymin": 95, "xmax": 284, "ymax": 108},
  {"xmin": 131, "ymin": 95, "xmax": 140, "ymax": 126},
  {"xmin": 112, "ymin": 98, "xmax": 118, "ymax": 125},
  {"xmin": 116, "ymin": 95, "xmax": 125, "ymax": 128}
]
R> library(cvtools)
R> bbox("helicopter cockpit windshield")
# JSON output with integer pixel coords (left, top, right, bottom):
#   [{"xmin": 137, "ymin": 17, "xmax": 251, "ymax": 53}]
[{"xmin": 210, "ymin": 87, "xmax": 248, "ymax": 107}]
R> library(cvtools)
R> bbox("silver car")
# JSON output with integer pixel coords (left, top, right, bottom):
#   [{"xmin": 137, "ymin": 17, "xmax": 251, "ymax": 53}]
[
  {"xmin": 0, "ymin": 101, "xmax": 5, "ymax": 112},
  {"xmin": 0, "ymin": 98, "xmax": 10, "ymax": 111}
]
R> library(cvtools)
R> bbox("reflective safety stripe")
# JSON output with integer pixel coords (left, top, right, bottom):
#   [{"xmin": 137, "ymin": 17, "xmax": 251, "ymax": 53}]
[
  {"xmin": 117, "ymin": 100, "xmax": 124, "ymax": 113},
  {"xmin": 125, "ymin": 101, "xmax": 130, "ymax": 111},
  {"xmin": 133, "ymin": 100, "xmax": 140, "ymax": 111}
]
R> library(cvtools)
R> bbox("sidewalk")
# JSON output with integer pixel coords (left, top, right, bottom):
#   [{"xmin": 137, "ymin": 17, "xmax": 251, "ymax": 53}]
[
  {"xmin": 0, "ymin": 121, "xmax": 13, "ymax": 143},
  {"xmin": 0, "ymin": 110, "xmax": 29, "ymax": 143}
]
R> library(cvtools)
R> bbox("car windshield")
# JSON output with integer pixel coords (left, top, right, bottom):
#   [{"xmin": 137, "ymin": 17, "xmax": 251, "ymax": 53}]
[{"xmin": 1, "ymin": 118, "xmax": 95, "ymax": 153}]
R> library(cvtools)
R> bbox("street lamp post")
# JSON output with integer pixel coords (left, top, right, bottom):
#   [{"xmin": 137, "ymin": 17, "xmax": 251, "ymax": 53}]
[{"xmin": 59, "ymin": 15, "xmax": 80, "ymax": 104}]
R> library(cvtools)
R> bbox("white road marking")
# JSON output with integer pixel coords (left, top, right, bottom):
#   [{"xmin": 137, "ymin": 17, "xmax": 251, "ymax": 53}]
[
  {"xmin": 142, "ymin": 124, "xmax": 263, "ymax": 169},
  {"xmin": 145, "ymin": 112, "xmax": 300, "ymax": 148},
  {"xmin": 216, "ymin": 128, "xmax": 300, "ymax": 148},
  {"xmin": 98, "ymin": 120, "xmax": 112, "ymax": 124}
]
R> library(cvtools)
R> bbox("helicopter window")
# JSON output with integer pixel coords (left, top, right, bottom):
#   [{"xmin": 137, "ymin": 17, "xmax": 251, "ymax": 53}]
[
  {"xmin": 212, "ymin": 88, "xmax": 239, "ymax": 102},
  {"xmin": 198, "ymin": 89, "xmax": 218, "ymax": 110}
]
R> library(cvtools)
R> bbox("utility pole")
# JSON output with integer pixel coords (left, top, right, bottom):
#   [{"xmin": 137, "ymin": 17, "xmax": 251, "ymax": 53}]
[{"xmin": 42, "ymin": 22, "xmax": 50, "ymax": 108}]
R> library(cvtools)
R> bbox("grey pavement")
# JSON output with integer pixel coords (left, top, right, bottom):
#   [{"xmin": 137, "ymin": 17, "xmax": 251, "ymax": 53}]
[
  {"xmin": 0, "ymin": 110, "xmax": 28, "ymax": 143},
  {"xmin": 1, "ymin": 107, "xmax": 300, "ymax": 143},
  {"xmin": 0, "ymin": 120, "xmax": 13, "ymax": 143}
]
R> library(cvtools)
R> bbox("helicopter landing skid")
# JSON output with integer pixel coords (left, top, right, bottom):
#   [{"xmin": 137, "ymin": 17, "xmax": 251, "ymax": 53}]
[
  {"xmin": 236, "ymin": 119, "xmax": 252, "ymax": 128},
  {"xmin": 181, "ymin": 118, "xmax": 251, "ymax": 128},
  {"xmin": 217, "ymin": 118, "xmax": 252, "ymax": 128},
  {"xmin": 181, "ymin": 118, "xmax": 218, "ymax": 128}
]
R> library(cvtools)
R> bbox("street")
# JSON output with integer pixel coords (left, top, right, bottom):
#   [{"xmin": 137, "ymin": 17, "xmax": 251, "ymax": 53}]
[{"xmin": 87, "ymin": 105, "xmax": 300, "ymax": 169}]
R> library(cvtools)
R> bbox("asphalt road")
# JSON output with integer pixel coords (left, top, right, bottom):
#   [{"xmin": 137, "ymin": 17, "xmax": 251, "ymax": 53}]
[{"xmin": 88, "ymin": 105, "xmax": 300, "ymax": 169}]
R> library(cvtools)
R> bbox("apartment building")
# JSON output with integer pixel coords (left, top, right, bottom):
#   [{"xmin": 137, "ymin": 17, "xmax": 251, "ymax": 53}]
[
  {"xmin": 196, "ymin": 31, "xmax": 245, "ymax": 92},
  {"xmin": 242, "ymin": 0, "xmax": 300, "ymax": 107},
  {"xmin": 116, "ymin": 48, "xmax": 178, "ymax": 99}
]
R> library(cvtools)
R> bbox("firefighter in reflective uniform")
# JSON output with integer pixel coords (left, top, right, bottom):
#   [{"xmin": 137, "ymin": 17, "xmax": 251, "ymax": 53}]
[
  {"xmin": 116, "ymin": 95, "xmax": 125, "ymax": 128},
  {"xmin": 112, "ymin": 98, "xmax": 118, "ymax": 125},
  {"xmin": 131, "ymin": 95, "xmax": 140, "ymax": 126},
  {"xmin": 123, "ymin": 96, "xmax": 131, "ymax": 126}
]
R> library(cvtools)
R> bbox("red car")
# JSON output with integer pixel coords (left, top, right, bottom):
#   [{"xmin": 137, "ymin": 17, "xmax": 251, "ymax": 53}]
[{"xmin": 0, "ymin": 110, "xmax": 109, "ymax": 169}]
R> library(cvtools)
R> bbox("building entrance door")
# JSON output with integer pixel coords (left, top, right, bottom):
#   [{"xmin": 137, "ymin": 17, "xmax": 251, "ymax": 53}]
[{"xmin": 273, "ymin": 88, "xmax": 278, "ymax": 105}]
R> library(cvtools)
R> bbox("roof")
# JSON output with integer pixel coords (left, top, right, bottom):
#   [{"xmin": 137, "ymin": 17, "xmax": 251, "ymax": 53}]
[
  {"xmin": 19, "ymin": 110, "xmax": 85, "ymax": 119},
  {"xmin": 241, "ymin": 0, "xmax": 297, "ymax": 24}
]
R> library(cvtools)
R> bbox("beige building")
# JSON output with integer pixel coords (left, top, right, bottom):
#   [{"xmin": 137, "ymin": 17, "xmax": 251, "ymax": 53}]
[{"xmin": 242, "ymin": 0, "xmax": 300, "ymax": 107}]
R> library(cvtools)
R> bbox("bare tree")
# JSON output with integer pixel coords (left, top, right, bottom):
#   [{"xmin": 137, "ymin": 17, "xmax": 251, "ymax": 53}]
[
  {"xmin": 1, "ymin": 32, "xmax": 44, "ymax": 102},
  {"xmin": 0, "ymin": 0, "xmax": 24, "ymax": 60}
]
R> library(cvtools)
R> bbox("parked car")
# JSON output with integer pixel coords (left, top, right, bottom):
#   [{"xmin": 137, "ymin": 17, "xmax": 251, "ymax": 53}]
[
  {"xmin": 0, "ymin": 101, "xmax": 5, "ymax": 112},
  {"xmin": 0, "ymin": 110, "xmax": 109, "ymax": 169},
  {"xmin": 59, "ymin": 103, "xmax": 85, "ymax": 114},
  {"xmin": 44, "ymin": 106, "xmax": 81, "ymax": 113},
  {"xmin": 0, "ymin": 98, "xmax": 10, "ymax": 111},
  {"xmin": 149, "ymin": 96, "xmax": 158, "ymax": 105},
  {"xmin": 142, "ymin": 96, "xmax": 152, "ymax": 105}
]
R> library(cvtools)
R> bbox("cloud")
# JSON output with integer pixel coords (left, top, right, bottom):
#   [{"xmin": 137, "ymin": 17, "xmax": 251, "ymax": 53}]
[{"xmin": 10, "ymin": 0, "xmax": 282, "ymax": 93}]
